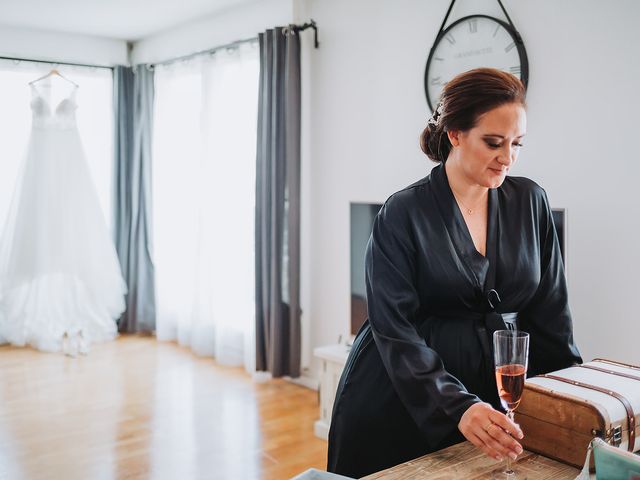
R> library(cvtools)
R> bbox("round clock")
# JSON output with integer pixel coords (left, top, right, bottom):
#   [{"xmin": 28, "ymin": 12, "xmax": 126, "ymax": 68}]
[{"xmin": 424, "ymin": 14, "xmax": 529, "ymax": 111}]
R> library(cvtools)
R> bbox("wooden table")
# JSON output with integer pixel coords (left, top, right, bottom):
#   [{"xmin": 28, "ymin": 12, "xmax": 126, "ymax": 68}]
[{"xmin": 362, "ymin": 441, "xmax": 585, "ymax": 479}]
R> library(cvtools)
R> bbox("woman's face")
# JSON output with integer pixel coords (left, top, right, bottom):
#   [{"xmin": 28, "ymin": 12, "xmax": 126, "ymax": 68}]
[{"xmin": 448, "ymin": 102, "xmax": 527, "ymax": 189}]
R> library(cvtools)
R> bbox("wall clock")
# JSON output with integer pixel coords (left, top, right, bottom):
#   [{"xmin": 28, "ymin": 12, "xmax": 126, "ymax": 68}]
[{"xmin": 424, "ymin": 1, "xmax": 529, "ymax": 111}]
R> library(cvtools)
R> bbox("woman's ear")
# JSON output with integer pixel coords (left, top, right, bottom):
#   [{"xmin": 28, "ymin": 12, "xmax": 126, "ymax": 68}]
[{"xmin": 447, "ymin": 130, "xmax": 461, "ymax": 147}]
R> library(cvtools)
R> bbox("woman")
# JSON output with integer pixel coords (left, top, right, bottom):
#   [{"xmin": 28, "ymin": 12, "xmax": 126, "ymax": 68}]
[{"xmin": 327, "ymin": 68, "xmax": 582, "ymax": 478}]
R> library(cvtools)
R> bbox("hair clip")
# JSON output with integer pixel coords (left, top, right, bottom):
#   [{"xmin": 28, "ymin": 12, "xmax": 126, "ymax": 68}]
[{"xmin": 427, "ymin": 101, "xmax": 444, "ymax": 127}]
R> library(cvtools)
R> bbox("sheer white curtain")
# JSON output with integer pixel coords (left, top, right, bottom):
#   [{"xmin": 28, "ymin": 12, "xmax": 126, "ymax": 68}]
[{"xmin": 152, "ymin": 43, "xmax": 259, "ymax": 372}]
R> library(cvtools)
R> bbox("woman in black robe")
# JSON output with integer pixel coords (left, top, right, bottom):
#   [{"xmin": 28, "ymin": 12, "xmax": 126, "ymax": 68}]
[{"xmin": 327, "ymin": 68, "xmax": 582, "ymax": 478}]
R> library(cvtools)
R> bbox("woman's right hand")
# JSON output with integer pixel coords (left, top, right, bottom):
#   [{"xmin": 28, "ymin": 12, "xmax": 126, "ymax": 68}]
[{"xmin": 458, "ymin": 402, "xmax": 524, "ymax": 462}]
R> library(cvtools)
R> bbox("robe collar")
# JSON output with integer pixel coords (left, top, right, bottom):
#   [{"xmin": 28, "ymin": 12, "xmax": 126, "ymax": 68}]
[{"xmin": 429, "ymin": 163, "xmax": 499, "ymax": 299}]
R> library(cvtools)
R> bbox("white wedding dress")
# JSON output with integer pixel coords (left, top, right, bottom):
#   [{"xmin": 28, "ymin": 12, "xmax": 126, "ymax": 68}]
[{"xmin": 0, "ymin": 80, "xmax": 127, "ymax": 353}]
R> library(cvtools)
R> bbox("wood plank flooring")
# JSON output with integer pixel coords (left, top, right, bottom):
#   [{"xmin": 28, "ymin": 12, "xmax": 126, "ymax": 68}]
[{"xmin": 0, "ymin": 336, "xmax": 328, "ymax": 480}]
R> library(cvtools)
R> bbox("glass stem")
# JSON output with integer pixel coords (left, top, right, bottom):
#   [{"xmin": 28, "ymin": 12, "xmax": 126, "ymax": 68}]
[{"xmin": 505, "ymin": 409, "xmax": 515, "ymax": 476}]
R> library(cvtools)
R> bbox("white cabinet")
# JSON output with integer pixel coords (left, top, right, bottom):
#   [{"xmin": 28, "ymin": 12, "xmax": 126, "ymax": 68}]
[{"xmin": 313, "ymin": 344, "xmax": 350, "ymax": 440}]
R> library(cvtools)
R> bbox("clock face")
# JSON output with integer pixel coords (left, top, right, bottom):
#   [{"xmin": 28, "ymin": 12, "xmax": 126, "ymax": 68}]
[{"xmin": 425, "ymin": 15, "xmax": 528, "ymax": 110}]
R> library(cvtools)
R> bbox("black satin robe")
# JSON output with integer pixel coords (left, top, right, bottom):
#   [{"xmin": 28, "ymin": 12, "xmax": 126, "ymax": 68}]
[{"xmin": 327, "ymin": 164, "xmax": 582, "ymax": 478}]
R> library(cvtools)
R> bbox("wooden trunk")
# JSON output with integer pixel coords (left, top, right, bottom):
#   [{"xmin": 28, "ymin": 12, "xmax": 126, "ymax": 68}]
[{"xmin": 515, "ymin": 359, "xmax": 640, "ymax": 469}]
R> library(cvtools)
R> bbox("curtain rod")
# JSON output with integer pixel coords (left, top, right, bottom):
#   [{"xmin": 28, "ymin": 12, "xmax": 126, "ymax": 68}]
[
  {"xmin": 0, "ymin": 55, "xmax": 112, "ymax": 70},
  {"xmin": 148, "ymin": 36, "xmax": 258, "ymax": 67},
  {"xmin": 149, "ymin": 18, "xmax": 319, "ymax": 67},
  {"xmin": 289, "ymin": 19, "xmax": 319, "ymax": 48},
  {"xmin": 0, "ymin": 18, "xmax": 319, "ymax": 70}
]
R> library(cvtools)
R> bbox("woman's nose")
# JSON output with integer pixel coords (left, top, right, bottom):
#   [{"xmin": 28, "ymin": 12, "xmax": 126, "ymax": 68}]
[{"xmin": 497, "ymin": 145, "xmax": 517, "ymax": 166}]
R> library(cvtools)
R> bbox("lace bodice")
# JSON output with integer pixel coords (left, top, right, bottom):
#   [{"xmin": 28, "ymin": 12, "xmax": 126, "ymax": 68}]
[{"xmin": 30, "ymin": 84, "xmax": 78, "ymax": 130}]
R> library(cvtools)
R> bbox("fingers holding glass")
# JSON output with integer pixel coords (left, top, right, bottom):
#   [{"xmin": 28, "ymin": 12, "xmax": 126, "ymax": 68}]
[{"xmin": 480, "ymin": 422, "xmax": 523, "ymax": 460}]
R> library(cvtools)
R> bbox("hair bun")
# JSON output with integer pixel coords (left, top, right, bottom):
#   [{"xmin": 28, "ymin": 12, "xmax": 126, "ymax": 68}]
[{"xmin": 420, "ymin": 122, "xmax": 446, "ymax": 163}]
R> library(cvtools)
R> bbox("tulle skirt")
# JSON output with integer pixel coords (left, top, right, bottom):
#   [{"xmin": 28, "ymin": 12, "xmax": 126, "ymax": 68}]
[{"xmin": 0, "ymin": 123, "xmax": 126, "ymax": 352}]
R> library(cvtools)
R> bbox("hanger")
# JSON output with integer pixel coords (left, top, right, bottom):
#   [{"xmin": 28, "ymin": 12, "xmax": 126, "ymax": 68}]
[{"xmin": 29, "ymin": 68, "xmax": 79, "ymax": 88}]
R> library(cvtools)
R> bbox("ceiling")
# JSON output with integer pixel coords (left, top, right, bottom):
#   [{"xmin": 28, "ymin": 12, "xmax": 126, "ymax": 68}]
[{"xmin": 0, "ymin": 0, "xmax": 257, "ymax": 41}]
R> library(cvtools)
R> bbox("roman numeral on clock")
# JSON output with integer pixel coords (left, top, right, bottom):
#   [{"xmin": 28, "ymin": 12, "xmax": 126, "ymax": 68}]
[
  {"xmin": 445, "ymin": 33, "xmax": 456, "ymax": 45},
  {"xmin": 430, "ymin": 76, "xmax": 442, "ymax": 86},
  {"xmin": 505, "ymin": 42, "xmax": 516, "ymax": 53},
  {"xmin": 509, "ymin": 66, "xmax": 521, "ymax": 75},
  {"xmin": 468, "ymin": 19, "xmax": 478, "ymax": 34}
]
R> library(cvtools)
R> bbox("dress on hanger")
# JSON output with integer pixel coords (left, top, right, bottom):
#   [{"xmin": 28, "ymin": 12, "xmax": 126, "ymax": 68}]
[{"xmin": 0, "ymin": 78, "xmax": 127, "ymax": 353}]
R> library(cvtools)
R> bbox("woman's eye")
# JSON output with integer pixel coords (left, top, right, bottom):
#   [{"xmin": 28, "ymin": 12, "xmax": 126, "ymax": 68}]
[{"xmin": 485, "ymin": 141, "xmax": 524, "ymax": 149}]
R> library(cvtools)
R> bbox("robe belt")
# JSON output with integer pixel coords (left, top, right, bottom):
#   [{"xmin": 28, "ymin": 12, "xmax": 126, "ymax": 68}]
[
  {"xmin": 475, "ymin": 312, "xmax": 506, "ymax": 364},
  {"xmin": 474, "ymin": 290, "xmax": 519, "ymax": 366}
]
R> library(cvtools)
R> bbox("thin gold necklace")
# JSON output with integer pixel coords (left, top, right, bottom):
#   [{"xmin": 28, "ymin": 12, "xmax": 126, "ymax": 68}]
[{"xmin": 451, "ymin": 189, "xmax": 487, "ymax": 215}]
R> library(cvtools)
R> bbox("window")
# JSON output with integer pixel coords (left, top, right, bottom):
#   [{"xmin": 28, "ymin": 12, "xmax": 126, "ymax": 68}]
[{"xmin": 152, "ymin": 42, "xmax": 259, "ymax": 370}]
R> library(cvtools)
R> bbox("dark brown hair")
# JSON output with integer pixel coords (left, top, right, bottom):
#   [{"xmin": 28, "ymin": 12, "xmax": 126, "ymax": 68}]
[{"xmin": 420, "ymin": 68, "xmax": 527, "ymax": 163}]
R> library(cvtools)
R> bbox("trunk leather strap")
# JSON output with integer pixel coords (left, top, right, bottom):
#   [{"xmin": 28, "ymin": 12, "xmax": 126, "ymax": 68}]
[
  {"xmin": 540, "ymin": 373, "xmax": 636, "ymax": 452},
  {"xmin": 593, "ymin": 358, "xmax": 640, "ymax": 371},
  {"xmin": 579, "ymin": 363, "xmax": 640, "ymax": 382}
]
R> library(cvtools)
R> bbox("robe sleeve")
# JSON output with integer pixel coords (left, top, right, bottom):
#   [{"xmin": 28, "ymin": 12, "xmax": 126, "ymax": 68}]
[
  {"xmin": 365, "ymin": 194, "xmax": 481, "ymax": 448},
  {"xmin": 519, "ymin": 188, "xmax": 583, "ymax": 375}
]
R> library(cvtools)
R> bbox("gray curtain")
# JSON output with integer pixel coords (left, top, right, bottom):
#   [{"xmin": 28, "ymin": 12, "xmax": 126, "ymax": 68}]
[
  {"xmin": 255, "ymin": 27, "xmax": 302, "ymax": 377},
  {"xmin": 113, "ymin": 66, "xmax": 156, "ymax": 333}
]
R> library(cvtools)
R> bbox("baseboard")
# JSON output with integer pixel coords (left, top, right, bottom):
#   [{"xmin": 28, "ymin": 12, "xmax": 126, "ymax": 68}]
[
  {"xmin": 252, "ymin": 370, "xmax": 319, "ymax": 391},
  {"xmin": 285, "ymin": 373, "xmax": 319, "ymax": 391}
]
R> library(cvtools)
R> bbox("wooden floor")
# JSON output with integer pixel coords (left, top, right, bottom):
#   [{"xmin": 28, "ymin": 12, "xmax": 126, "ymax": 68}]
[{"xmin": 0, "ymin": 336, "xmax": 328, "ymax": 480}]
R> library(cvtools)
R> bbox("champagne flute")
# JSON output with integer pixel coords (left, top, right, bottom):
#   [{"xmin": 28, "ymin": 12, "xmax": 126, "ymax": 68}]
[{"xmin": 493, "ymin": 330, "xmax": 529, "ymax": 478}]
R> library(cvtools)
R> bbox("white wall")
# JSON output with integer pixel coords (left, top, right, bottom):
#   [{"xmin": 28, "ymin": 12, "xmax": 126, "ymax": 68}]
[
  {"xmin": 130, "ymin": 0, "xmax": 293, "ymax": 64},
  {"xmin": 0, "ymin": 24, "xmax": 127, "ymax": 66},
  {"xmin": 299, "ymin": 0, "xmax": 640, "ymax": 381}
]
